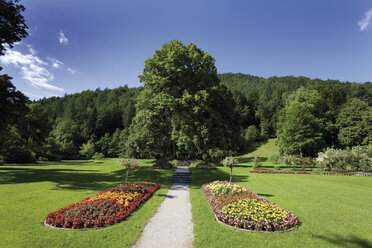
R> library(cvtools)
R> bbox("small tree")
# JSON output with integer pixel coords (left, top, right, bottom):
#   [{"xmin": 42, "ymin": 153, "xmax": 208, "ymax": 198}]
[
  {"xmin": 221, "ymin": 156, "xmax": 239, "ymax": 182},
  {"xmin": 79, "ymin": 141, "xmax": 95, "ymax": 159},
  {"xmin": 120, "ymin": 158, "xmax": 140, "ymax": 183}
]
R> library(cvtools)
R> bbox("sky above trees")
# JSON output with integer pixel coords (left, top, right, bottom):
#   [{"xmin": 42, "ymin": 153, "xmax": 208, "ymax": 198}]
[{"xmin": 0, "ymin": 0, "xmax": 372, "ymax": 100}]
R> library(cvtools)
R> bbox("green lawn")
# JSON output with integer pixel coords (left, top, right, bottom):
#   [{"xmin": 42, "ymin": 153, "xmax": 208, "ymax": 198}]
[
  {"xmin": 190, "ymin": 140, "xmax": 372, "ymax": 247},
  {"xmin": 0, "ymin": 159, "xmax": 175, "ymax": 248},
  {"xmin": 2, "ymin": 141, "xmax": 372, "ymax": 248}
]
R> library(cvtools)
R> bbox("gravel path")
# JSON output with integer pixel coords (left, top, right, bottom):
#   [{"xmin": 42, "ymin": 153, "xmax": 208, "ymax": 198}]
[{"xmin": 133, "ymin": 168, "xmax": 194, "ymax": 248}]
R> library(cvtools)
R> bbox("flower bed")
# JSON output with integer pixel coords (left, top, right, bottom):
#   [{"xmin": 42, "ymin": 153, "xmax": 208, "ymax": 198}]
[
  {"xmin": 250, "ymin": 170, "xmax": 311, "ymax": 175},
  {"xmin": 250, "ymin": 170, "xmax": 372, "ymax": 176},
  {"xmin": 202, "ymin": 181, "xmax": 299, "ymax": 231},
  {"xmin": 44, "ymin": 182, "xmax": 160, "ymax": 229}
]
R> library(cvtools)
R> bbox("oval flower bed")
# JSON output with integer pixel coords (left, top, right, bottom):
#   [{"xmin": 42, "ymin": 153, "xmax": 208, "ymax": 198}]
[
  {"xmin": 44, "ymin": 182, "xmax": 159, "ymax": 229},
  {"xmin": 202, "ymin": 181, "xmax": 299, "ymax": 231}
]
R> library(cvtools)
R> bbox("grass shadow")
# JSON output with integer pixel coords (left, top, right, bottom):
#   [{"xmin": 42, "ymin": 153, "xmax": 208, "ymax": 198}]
[
  {"xmin": 0, "ymin": 165, "xmax": 175, "ymax": 192},
  {"xmin": 257, "ymin": 193, "xmax": 274, "ymax": 197},
  {"xmin": 314, "ymin": 233, "xmax": 372, "ymax": 248}
]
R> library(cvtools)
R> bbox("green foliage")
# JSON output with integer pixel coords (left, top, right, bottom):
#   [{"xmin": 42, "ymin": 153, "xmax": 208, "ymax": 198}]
[
  {"xmin": 79, "ymin": 141, "xmax": 95, "ymax": 159},
  {"xmin": 337, "ymin": 98, "xmax": 372, "ymax": 147},
  {"xmin": 1, "ymin": 126, "xmax": 35, "ymax": 163},
  {"xmin": 245, "ymin": 125, "xmax": 260, "ymax": 143},
  {"xmin": 279, "ymin": 155, "xmax": 301, "ymax": 168},
  {"xmin": 127, "ymin": 40, "xmax": 240, "ymax": 160},
  {"xmin": 0, "ymin": 0, "xmax": 28, "ymax": 56},
  {"xmin": 50, "ymin": 120, "xmax": 81, "ymax": 159},
  {"xmin": 252, "ymin": 156, "xmax": 262, "ymax": 169},
  {"xmin": 153, "ymin": 158, "xmax": 173, "ymax": 168},
  {"xmin": 277, "ymin": 87, "xmax": 325, "ymax": 157},
  {"xmin": 316, "ymin": 146, "xmax": 372, "ymax": 172},
  {"xmin": 92, "ymin": 152, "xmax": 104, "ymax": 160},
  {"xmin": 269, "ymin": 154, "xmax": 280, "ymax": 164}
]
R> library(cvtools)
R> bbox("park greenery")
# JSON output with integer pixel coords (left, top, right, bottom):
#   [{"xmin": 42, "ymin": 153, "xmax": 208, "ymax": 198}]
[
  {"xmin": 1, "ymin": 54, "xmax": 371, "ymax": 164},
  {"xmin": 1, "ymin": 1, "xmax": 372, "ymax": 247}
]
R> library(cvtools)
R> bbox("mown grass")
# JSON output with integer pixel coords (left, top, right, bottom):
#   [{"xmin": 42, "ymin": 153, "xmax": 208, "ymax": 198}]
[
  {"xmin": 190, "ymin": 140, "xmax": 372, "ymax": 248},
  {"xmin": 0, "ymin": 159, "xmax": 175, "ymax": 248}
]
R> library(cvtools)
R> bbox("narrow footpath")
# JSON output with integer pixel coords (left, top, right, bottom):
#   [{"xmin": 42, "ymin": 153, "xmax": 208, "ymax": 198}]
[{"xmin": 133, "ymin": 167, "xmax": 194, "ymax": 248}]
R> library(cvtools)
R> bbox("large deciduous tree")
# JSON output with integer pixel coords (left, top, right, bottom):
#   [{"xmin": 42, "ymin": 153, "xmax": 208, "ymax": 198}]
[
  {"xmin": 337, "ymin": 98, "xmax": 372, "ymax": 147},
  {"xmin": 277, "ymin": 87, "xmax": 325, "ymax": 157},
  {"xmin": 0, "ymin": 0, "xmax": 28, "ymax": 56},
  {"xmin": 126, "ymin": 40, "xmax": 240, "ymax": 160}
]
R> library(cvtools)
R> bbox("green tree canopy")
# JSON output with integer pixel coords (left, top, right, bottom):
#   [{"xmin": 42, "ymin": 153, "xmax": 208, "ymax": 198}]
[
  {"xmin": 127, "ymin": 40, "xmax": 240, "ymax": 160},
  {"xmin": 337, "ymin": 98, "xmax": 372, "ymax": 147},
  {"xmin": 0, "ymin": 0, "xmax": 28, "ymax": 56},
  {"xmin": 277, "ymin": 87, "xmax": 325, "ymax": 156}
]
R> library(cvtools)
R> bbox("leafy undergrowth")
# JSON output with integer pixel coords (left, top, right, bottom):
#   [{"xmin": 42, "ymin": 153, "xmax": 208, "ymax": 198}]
[
  {"xmin": 45, "ymin": 182, "xmax": 159, "ymax": 229},
  {"xmin": 203, "ymin": 181, "xmax": 298, "ymax": 231}
]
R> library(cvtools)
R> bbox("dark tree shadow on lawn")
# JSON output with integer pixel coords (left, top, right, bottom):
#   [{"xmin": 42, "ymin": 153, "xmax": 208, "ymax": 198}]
[
  {"xmin": 1, "ymin": 160, "xmax": 105, "ymax": 167},
  {"xmin": 257, "ymin": 193, "xmax": 274, "ymax": 197},
  {"xmin": 0, "ymin": 167, "xmax": 118, "ymax": 191},
  {"xmin": 314, "ymin": 233, "xmax": 372, "ymax": 248},
  {"xmin": 0, "ymin": 166, "xmax": 175, "ymax": 192},
  {"xmin": 113, "ymin": 167, "xmax": 175, "ymax": 188}
]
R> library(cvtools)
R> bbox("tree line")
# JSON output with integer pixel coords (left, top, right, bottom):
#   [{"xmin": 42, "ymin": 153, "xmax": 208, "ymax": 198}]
[
  {"xmin": 1, "ymin": 70, "xmax": 370, "ymax": 163},
  {"xmin": 0, "ymin": 2, "xmax": 371, "ymax": 163}
]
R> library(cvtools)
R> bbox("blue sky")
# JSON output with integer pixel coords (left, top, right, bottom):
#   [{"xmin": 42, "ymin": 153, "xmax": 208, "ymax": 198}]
[{"xmin": 1, "ymin": 0, "xmax": 372, "ymax": 100}]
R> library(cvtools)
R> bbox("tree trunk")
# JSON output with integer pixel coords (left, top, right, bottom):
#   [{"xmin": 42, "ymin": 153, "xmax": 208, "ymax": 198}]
[
  {"xmin": 230, "ymin": 166, "xmax": 233, "ymax": 182},
  {"xmin": 125, "ymin": 169, "xmax": 130, "ymax": 184}
]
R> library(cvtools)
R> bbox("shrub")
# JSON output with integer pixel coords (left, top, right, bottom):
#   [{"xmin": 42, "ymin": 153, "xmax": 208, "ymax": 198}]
[
  {"xmin": 79, "ymin": 141, "xmax": 95, "ymax": 159},
  {"xmin": 152, "ymin": 158, "xmax": 173, "ymax": 169},
  {"xmin": 177, "ymin": 160, "xmax": 191, "ymax": 167},
  {"xmin": 245, "ymin": 125, "xmax": 260, "ymax": 143},
  {"xmin": 349, "ymin": 146, "xmax": 372, "ymax": 172},
  {"xmin": 269, "ymin": 154, "xmax": 281, "ymax": 164},
  {"xmin": 252, "ymin": 156, "xmax": 262, "ymax": 169},
  {"xmin": 298, "ymin": 157, "xmax": 315, "ymax": 169},
  {"xmin": 208, "ymin": 148, "xmax": 231, "ymax": 162},
  {"xmin": 316, "ymin": 146, "xmax": 372, "ymax": 172},
  {"xmin": 279, "ymin": 155, "xmax": 300, "ymax": 168},
  {"xmin": 274, "ymin": 164, "xmax": 281, "ymax": 170},
  {"xmin": 92, "ymin": 152, "xmax": 105, "ymax": 160},
  {"xmin": 316, "ymin": 147, "xmax": 350, "ymax": 170}
]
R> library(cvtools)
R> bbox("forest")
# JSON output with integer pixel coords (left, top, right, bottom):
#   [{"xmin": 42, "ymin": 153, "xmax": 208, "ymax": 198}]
[
  {"xmin": 0, "ymin": 1, "xmax": 371, "ymax": 163},
  {"xmin": 1, "ymin": 70, "xmax": 371, "ymax": 163}
]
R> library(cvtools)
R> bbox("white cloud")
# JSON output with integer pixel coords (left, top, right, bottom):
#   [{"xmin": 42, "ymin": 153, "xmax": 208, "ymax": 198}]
[
  {"xmin": 0, "ymin": 48, "xmax": 64, "ymax": 91},
  {"xmin": 59, "ymin": 30, "xmax": 69, "ymax": 45},
  {"xmin": 26, "ymin": 44, "xmax": 37, "ymax": 55},
  {"xmin": 358, "ymin": 9, "xmax": 372, "ymax": 31},
  {"xmin": 47, "ymin": 57, "xmax": 64, "ymax": 69},
  {"xmin": 67, "ymin": 67, "xmax": 78, "ymax": 74}
]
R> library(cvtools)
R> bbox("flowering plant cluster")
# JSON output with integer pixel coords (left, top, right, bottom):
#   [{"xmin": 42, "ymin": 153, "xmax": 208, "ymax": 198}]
[
  {"xmin": 202, "ymin": 181, "xmax": 299, "ymax": 231},
  {"xmin": 249, "ymin": 170, "xmax": 311, "ymax": 175},
  {"xmin": 208, "ymin": 181, "xmax": 244, "ymax": 196},
  {"xmin": 45, "ymin": 182, "xmax": 159, "ymax": 229}
]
